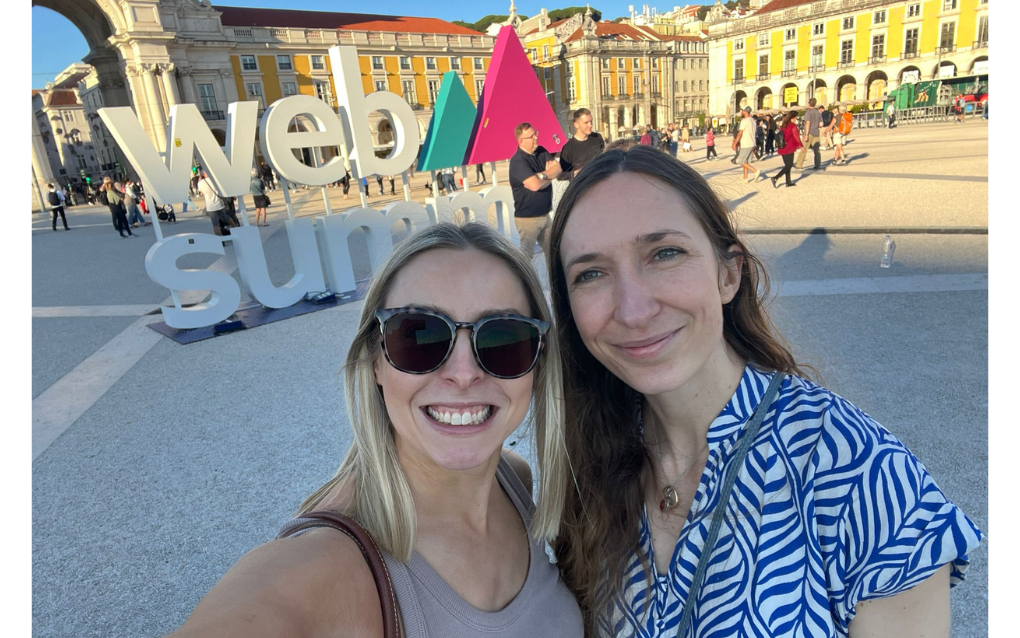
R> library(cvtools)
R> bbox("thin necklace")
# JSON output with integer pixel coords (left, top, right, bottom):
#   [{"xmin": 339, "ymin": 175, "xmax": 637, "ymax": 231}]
[{"xmin": 646, "ymin": 410, "xmax": 709, "ymax": 513}]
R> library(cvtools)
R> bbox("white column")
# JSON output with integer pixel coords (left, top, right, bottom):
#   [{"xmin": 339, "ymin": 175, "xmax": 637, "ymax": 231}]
[
  {"xmin": 162, "ymin": 65, "xmax": 181, "ymax": 106},
  {"xmin": 141, "ymin": 67, "xmax": 168, "ymax": 150}
]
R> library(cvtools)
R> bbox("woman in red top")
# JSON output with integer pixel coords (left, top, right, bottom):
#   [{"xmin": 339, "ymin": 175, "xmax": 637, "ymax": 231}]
[{"xmin": 770, "ymin": 111, "xmax": 803, "ymax": 188}]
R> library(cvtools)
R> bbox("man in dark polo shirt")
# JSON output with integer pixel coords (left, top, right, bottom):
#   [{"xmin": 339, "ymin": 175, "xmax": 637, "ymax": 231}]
[
  {"xmin": 553, "ymin": 108, "xmax": 604, "ymax": 212},
  {"xmin": 509, "ymin": 122, "xmax": 562, "ymax": 261}
]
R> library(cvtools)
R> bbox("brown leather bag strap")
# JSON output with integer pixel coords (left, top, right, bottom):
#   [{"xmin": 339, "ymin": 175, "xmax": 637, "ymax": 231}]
[{"xmin": 278, "ymin": 511, "xmax": 401, "ymax": 638}]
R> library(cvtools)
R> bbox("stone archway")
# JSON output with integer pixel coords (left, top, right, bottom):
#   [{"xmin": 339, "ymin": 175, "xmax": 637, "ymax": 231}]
[
  {"xmin": 934, "ymin": 61, "xmax": 957, "ymax": 79},
  {"xmin": 754, "ymin": 86, "xmax": 773, "ymax": 110},
  {"xmin": 835, "ymin": 75, "xmax": 857, "ymax": 102},
  {"xmin": 732, "ymin": 90, "xmax": 748, "ymax": 115},
  {"xmin": 779, "ymin": 82, "xmax": 800, "ymax": 107},
  {"xmin": 807, "ymin": 79, "xmax": 828, "ymax": 106},
  {"xmin": 865, "ymin": 70, "xmax": 888, "ymax": 102},
  {"xmin": 969, "ymin": 56, "xmax": 988, "ymax": 74},
  {"xmin": 899, "ymin": 65, "xmax": 922, "ymax": 84}
]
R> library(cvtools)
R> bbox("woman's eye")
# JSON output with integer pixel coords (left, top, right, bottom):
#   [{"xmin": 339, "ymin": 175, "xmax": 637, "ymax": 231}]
[
  {"xmin": 573, "ymin": 269, "xmax": 602, "ymax": 284},
  {"xmin": 654, "ymin": 247, "xmax": 683, "ymax": 261}
]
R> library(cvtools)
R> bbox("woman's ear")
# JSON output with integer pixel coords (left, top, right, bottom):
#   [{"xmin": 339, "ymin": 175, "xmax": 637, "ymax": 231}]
[{"xmin": 719, "ymin": 244, "xmax": 744, "ymax": 304}]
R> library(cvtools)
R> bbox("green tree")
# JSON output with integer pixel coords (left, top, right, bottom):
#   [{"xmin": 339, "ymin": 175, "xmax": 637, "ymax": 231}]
[{"xmin": 547, "ymin": 7, "xmax": 602, "ymax": 22}]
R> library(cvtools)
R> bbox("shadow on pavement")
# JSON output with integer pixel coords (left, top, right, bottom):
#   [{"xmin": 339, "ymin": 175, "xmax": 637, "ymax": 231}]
[{"xmin": 776, "ymin": 229, "xmax": 833, "ymax": 274}]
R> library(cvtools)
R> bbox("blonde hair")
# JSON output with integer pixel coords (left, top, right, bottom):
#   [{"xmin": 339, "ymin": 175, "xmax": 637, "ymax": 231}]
[{"xmin": 298, "ymin": 222, "xmax": 568, "ymax": 561}]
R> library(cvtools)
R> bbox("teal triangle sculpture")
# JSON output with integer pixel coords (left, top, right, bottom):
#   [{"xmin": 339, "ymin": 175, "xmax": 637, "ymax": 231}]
[{"xmin": 417, "ymin": 72, "xmax": 477, "ymax": 172}]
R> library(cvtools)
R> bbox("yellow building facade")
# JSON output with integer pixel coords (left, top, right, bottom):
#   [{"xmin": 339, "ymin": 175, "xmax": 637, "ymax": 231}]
[{"xmin": 708, "ymin": 0, "xmax": 989, "ymax": 115}]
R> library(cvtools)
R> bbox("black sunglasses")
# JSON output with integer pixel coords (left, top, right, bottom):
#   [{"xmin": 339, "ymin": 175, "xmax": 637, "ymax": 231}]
[{"xmin": 375, "ymin": 308, "xmax": 550, "ymax": 379}]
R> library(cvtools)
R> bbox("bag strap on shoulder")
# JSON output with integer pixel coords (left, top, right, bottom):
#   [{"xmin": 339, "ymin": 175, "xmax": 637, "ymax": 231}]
[{"xmin": 279, "ymin": 511, "xmax": 402, "ymax": 638}]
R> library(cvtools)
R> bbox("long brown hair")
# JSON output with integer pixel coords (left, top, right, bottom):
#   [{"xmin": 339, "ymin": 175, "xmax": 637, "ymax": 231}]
[{"xmin": 547, "ymin": 145, "xmax": 808, "ymax": 634}]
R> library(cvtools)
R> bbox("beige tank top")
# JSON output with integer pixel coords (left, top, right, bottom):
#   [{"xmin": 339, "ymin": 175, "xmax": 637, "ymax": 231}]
[{"xmin": 283, "ymin": 454, "xmax": 583, "ymax": 637}]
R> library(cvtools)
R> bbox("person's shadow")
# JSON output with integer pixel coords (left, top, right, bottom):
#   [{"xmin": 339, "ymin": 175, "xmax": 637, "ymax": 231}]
[{"xmin": 773, "ymin": 229, "xmax": 833, "ymax": 281}]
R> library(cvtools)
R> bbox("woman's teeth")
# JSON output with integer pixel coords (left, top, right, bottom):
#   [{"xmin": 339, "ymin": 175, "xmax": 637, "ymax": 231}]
[{"xmin": 426, "ymin": 406, "xmax": 492, "ymax": 425}]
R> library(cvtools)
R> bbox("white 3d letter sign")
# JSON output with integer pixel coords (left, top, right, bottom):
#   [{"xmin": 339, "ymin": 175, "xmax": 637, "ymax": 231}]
[{"xmin": 100, "ymin": 46, "xmax": 518, "ymax": 331}]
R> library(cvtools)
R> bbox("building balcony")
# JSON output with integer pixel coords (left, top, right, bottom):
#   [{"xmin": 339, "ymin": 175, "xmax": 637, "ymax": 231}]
[
  {"xmin": 651, "ymin": 92, "xmax": 662, "ymax": 99},
  {"xmin": 733, "ymin": 76, "xmax": 745, "ymax": 85},
  {"xmin": 200, "ymin": 110, "xmax": 224, "ymax": 121},
  {"xmin": 838, "ymin": 61, "xmax": 855, "ymax": 69},
  {"xmin": 936, "ymin": 44, "xmax": 957, "ymax": 54},
  {"xmin": 902, "ymin": 50, "xmax": 919, "ymax": 59},
  {"xmin": 756, "ymin": 73, "xmax": 770, "ymax": 81},
  {"xmin": 973, "ymin": 39, "xmax": 988, "ymax": 49},
  {"xmin": 869, "ymin": 55, "xmax": 886, "ymax": 65},
  {"xmin": 781, "ymin": 69, "xmax": 797, "ymax": 77},
  {"xmin": 808, "ymin": 64, "xmax": 825, "ymax": 73},
  {"xmin": 634, "ymin": 92, "xmax": 644, "ymax": 99}
]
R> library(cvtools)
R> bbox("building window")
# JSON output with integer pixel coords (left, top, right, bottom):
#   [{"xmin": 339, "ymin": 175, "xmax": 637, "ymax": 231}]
[
  {"xmin": 544, "ymin": 67, "xmax": 552, "ymax": 79},
  {"xmin": 734, "ymin": 58, "xmax": 744, "ymax": 81},
  {"xmin": 374, "ymin": 80, "xmax": 387, "ymax": 92},
  {"xmin": 872, "ymin": 34, "xmax": 885, "ymax": 59},
  {"xmin": 198, "ymin": 84, "xmax": 217, "ymax": 113},
  {"xmin": 474, "ymin": 57, "xmax": 484, "ymax": 70},
  {"xmin": 314, "ymin": 81, "xmax": 333, "ymax": 106},
  {"xmin": 529, "ymin": 49, "xmax": 538, "ymax": 63},
  {"xmin": 282, "ymin": 81, "xmax": 298, "ymax": 96},
  {"xmin": 842, "ymin": 17, "xmax": 855, "ymax": 30},
  {"xmin": 758, "ymin": 33, "xmax": 770, "ymax": 47},
  {"xmin": 618, "ymin": 58, "xmax": 625, "ymax": 69},
  {"xmin": 402, "ymin": 80, "xmax": 416, "ymax": 105},
  {"xmin": 542, "ymin": 45, "xmax": 549, "ymax": 59},
  {"xmin": 651, "ymin": 57, "xmax": 659, "ymax": 68},
  {"xmin": 427, "ymin": 79, "xmax": 439, "ymax": 105},
  {"xmin": 240, "ymin": 55, "xmax": 257, "ymax": 71},
  {"xmin": 602, "ymin": 76, "xmax": 610, "ymax": 96},
  {"xmin": 399, "ymin": 56, "xmax": 411, "ymax": 70},
  {"xmin": 874, "ymin": 10, "xmax": 887, "ymax": 25},
  {"xmin": 758, "ymin": 54, "xmax": 769, "ymax": 77},
  {"xmin": 840, "ymin": 40, "xmax": 854, "ymax": 64},
  {"xmin": 700, "ymin": 59, "xmax": 705, "ymax": 69},
  {"xmin": 977, "ymin": 15, "xmax": 988, "ymax": 44},
  {"xmin": 475, "ymin": 79, "xmax": 485, "ymax": 96},
  {"xmin": 633, "ymin": 75, "xmax": 641, "ymax": 94},
  {"xmin": 812, "ymin": 23, "xmax": 824, "ymax": 36},
  {"xmin": 907, "ymin": 3, "xmax": 921, "ymax": 18},
  {"xmin": 372, "ymin": 56, "xmax": 384, "ymax": 70},
  {"xmin": 651, "ymin": 75, "xmax": 659, "ymax": 93},
  {"xmin": 277, "ymin": 55, "xmax": 293, "ymax": 71},
  {"xmin": 784, "ymin": 49, "xmax": 796, "ymax": 71},
  {"xmin": 568, "ymin": 77, "xmax": 576, "ymax": 101},
  {"xmin": 905, "ymin": 28, "xmax": 920, "ymax": 55},
  {"xmin": 450, "ymin": 57, "xmax": 460, "ymax": 70},
  {"xmin": 683, "ymin": 80, "xmax": 688, "ymax": 92},
  {"xmin": 426, "ymin": 57, "xmax": 437, "ymax": 70},
  {"xmin": 311, "ymin": 55, "xmax": 325, "ymax": 71},
  {"xmin": 682, "ymin": 58, "xmax": 688, "ymax": 70},
  {"xmin": 619, "ymin": 76, "xmax": 626, "ymax": 95},
  {"xmin": 65, "ymin": 110, "xmax": 75, "ymax": 122},
  {"xmin": 245, "ymin": 82, "xmax": 264, "ymax": 108},
  {"xmin": 602, "ymin": 57, "xmax": 610, "ymax": 69},
  {"xmin": 940, "ymin": 22, "xmax": 956, "ymax": 49},
  {"xmin": 943, "ymin": 0, "xmax": 957, "ymax": 10},
  {"xmin": 785, "ymin": 28, "xmax": 796, "ymax": 41},
  {"xmin": 634, "ymin": 58, "xmax": 642, "ymax": 68},
  {"xmin": 734, "ymin": 38, "xmax": 744, "ymax": 51}
]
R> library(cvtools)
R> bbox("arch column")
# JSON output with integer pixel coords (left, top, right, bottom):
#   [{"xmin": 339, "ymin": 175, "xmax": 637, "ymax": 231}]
[
  {"xmin": 608, "ymin": 107, "xmax": 617, "ymax": 140},
  {"xmin": 160, "ymin": 63, "xmax": 180, "ymax": 107},
  {"xmin": 140, "ymin": 65, "xmax": 168, "ymax": 150}
]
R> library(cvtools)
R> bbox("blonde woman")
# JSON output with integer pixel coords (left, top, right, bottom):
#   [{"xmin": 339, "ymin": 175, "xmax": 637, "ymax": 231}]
[
  {"xmin": 100, "ymin": 177, "xmax": 135, "ymax": 238},
  {"xmin": 166, "ymin": 222, "xmax": 582, "ymax": 638}
]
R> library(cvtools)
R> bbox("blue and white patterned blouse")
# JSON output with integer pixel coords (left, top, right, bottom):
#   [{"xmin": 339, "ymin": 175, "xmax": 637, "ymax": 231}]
[{"xmin": 603, "ymin": 365, "xmax": 981, "ymax": 638}]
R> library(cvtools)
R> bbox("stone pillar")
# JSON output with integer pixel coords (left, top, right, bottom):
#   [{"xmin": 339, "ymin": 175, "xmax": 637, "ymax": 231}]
[
  {"xmin": 608, "ymin": 107, "xmax": 618, "ymax": 141},
  {"xmin": 623, "ymin": 106, "xmax": 632, "ymax": 130},
  {"xmin": 161, "ymin": 63, "xmax": 180, "ymax": 107},
  {"xmin": 32, "ymin": 115, "xmax": 55, "ymax": 212},
  {"xmin": 178, "ymin": 67, "xmax": 198, "ymax": 105},
  {"xmin": 124, "ymin": 66, "xmax": 158, "ymax": 145},
  {"xmin": 141, "ymin": 65, "xmax": 169, "ymax": 149}
]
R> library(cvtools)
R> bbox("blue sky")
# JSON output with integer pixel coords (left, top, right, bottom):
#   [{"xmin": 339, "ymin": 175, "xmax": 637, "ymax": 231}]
[{"xmin": 32, "ymin": 1, "xmax": 641, "ymax": 87}]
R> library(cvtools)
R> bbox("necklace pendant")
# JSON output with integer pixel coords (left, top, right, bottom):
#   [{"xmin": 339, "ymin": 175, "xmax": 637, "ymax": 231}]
[{"xmin": 660, "ymin": 486, "xmax": 679, "ymax": 512}]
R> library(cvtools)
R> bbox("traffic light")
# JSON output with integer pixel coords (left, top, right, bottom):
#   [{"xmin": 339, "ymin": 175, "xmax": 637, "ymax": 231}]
[{"xmin": 85, "ymin": 176, "xmax": 91, "ymax": 184}]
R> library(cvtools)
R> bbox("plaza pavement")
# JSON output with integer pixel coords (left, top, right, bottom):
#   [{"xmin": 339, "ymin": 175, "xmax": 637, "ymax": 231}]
[{"xmin": 32, "ymin": 120, "xmax": 988, "ymax": 637}]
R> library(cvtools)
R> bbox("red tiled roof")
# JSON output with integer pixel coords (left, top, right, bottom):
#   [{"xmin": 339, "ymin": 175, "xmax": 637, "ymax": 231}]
[
  {"xmin": 44, "ymin": 90, "xmax": 80, "ymax": 107},
  {"xmin": 214, "ymin": 6, "xmax": 484, "ymax": 35},
  {"xmin": 563, "ymin": 21, "xmax": 665, "ymax": 43},
  {"xmin": 755, "ymin": 0, "xmax": 815, "ymax": 15}
]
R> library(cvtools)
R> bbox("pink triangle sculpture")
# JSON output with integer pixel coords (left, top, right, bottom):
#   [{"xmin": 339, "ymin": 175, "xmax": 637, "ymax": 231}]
[{"xmin": 464, "ymin": 25, "xmax": 567, "ymax": 165}]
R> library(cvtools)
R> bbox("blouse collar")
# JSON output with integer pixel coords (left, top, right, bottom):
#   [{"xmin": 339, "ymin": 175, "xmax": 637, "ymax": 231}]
[{"xmin": 704, "ymin": 364, "xmax": 777, "ymax": 445}]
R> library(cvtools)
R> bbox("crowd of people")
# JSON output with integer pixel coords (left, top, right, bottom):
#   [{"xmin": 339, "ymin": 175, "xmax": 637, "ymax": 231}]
[{"xmin": 162, "ymin": 106, "xmax": 981, "ymax": 638}]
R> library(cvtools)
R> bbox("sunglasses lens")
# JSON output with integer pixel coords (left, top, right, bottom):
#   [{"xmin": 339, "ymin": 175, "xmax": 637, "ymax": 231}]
[
  {"xmin": 475, "ymin": 319, "xmax": 542, "ymax": 378},
  {"xmin": 382, "ymin": 313, "xmax": 452, "ymax": 373}
]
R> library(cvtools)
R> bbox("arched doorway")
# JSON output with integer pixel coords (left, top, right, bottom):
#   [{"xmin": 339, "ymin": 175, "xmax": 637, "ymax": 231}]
[
  {"xmin": 754, "ymin": 86, "xmax": 773, "ymax": 110},
  {"xmin": 934, "ymin": 61, "xmax": 957, "ymax": 79},
  {"xmin": 779, "ymin": 82, "xmax": 800, "ymax": 107},
  {"xmin": 732, "ymin": 90, "xmax": 748, "ymax": 115},
  {"xmin": 807, "ymin": 79, "xmax": 828, "ymax": 106},
  {"xmin": 865, "ymin": 70, "xmax": 888, "ymax": 103},
  {"xmin": 899, "ymin": 65, "xmax": 922, "ymax": 85},
  {"xmin": 970, "ymin": 56, "xmax": 988, "ymax": 74},
  {"xmin": 835, "ymin": 75, "xmax": 857, "ymax": 102}
]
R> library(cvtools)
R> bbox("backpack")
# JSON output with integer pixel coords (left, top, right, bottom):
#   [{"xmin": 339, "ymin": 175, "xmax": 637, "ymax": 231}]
[
  {"xmin": 775, "ymin": 127, "xmax": 786, "ymax": 150},
  {"xmin": 837, "ymin": 112, "xmax": 853, "ymax": 135},
  {"xmin": 821, "ymin": 110, "xmax": 833, "ymax": 127},
  {"xmin": 47, "ymin": 191, "xmax": 60, "ymax": 206}
]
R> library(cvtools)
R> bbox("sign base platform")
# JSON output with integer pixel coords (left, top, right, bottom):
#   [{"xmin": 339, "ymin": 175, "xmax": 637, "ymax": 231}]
[{"xmin": 146, "ymin": 282, "xmax": 369, "ymax": 345}]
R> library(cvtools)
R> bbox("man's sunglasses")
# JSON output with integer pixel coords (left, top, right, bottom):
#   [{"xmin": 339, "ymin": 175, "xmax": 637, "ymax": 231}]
[{"xmin": 375, "ymin": 308, "xmax": 550, "ymax": 379}]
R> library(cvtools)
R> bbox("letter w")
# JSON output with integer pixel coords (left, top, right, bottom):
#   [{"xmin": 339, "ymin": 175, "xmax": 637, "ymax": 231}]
[{"xmin": 97, "ymin": 102, "xmax": 258, "ymax": 205}]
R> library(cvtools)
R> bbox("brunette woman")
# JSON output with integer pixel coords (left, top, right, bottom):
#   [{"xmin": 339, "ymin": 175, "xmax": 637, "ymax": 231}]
[
  {"xmin": 770, "ymin": 111, "xmax": 803, "ymax": 189},
  {"xmin": 101, "ymin": 177, "xmax": 135, "ymax": 238},
  {"xmin": 547, "ymin": 146, "xmax": 981, "ymax": 637}
]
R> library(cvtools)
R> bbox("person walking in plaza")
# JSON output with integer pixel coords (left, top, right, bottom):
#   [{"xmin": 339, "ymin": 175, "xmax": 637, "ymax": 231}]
[
  {"xmin": 197, "ymin": 170, "xmax": 232, "ymax": 235},
  {"xmin": 820, "ymin": 105, "xmax": 835, "ymax": 149},
  {"xmin": 668, "ymin": 124, "xmax": 679, "ymax": 156},
  {"xmin": 638, "ymin": 126, "xmax": 652, "ymax": 146},
  {"xmin": 101, "ymin": 177, "xmax": 135, "ymax": 238},
  {"xmin": 545, "ymin": 144, "xmax": 982, "ymax": 638},
  {"xmin": 475, "ymin": 163, "xmax": 487, "ymax": 185},
  {"xmin": 360, "ymin": 176, "xmax": 369, "ymax": 198},
  {"xmin": 953, "ymin": 94, "xmax": 966, "ymax": 124},
  {"xmin": 259, "ymin": 162, "xmax": 276, "ymax": 192},
  {"xmin": 754, "ymin": 116, "xmax": 766, "ymax": 160},
  {"xmin": 681, "ymin": 124, "xmax": 690, "ymax": 153},
  {"xmin": 704, "ymin": 126, "xmax": 717, "ymax": 161},
  {"xmin": 441, "ymin": 166, "xmax": 458, "ymax": 193},
  {"xmin": 795, "ymin": 97, "xmax": 823, "ymax": 171},
  {"xmin": 509, "ymin": 122, "xmax": 560, "ymax": 263},
  {"xmin": 340, "ymin": 167, "xmax": 351, "ymax": 200},
  {"xmin": 732, "ymin": 106, "xmax": 761, "ymax": 182},
  {"xmin": 46, "ymin": 183, "xmax": 70, "ymax": 231},
  {"xmin": 833, "ymin": 106, "xmax": 853, "ymax": 166},
  {"xmin": 164, "ymin": 221, "xmax": 582, "ymax": 638},
  {"xmin": 250, "ymin": 169, "xmax": 270, "ymax": 227},
  {"xmin": 763, "ymin": 114, "xmax": 776, "ymax": 156},
  {"xmin": 124, "ymin": 179, "xmax": 145, "ymax": 228},
  {"xmin": 771, "ymin": 110, "xmax": 803, "ymax": 188},
  {"xmin": 887, "ymin": 101, "xmax": 897, "ymax": 128}
]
